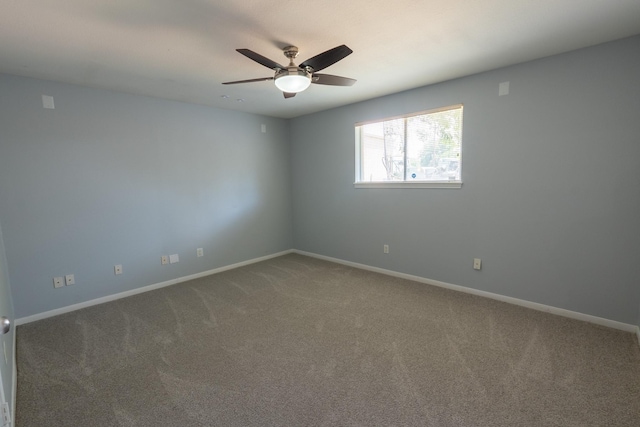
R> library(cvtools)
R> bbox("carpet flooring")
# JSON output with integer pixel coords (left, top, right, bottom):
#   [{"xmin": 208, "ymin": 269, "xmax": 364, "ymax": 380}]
[{"xmin": 16, "ymin": 253, "xmax": 640, "ymax": 426}]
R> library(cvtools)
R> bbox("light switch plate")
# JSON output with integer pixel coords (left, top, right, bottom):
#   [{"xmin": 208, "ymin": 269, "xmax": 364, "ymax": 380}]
[{"xmin": 169, "ymin": 254, "xmax": 179, "ymax": 264}]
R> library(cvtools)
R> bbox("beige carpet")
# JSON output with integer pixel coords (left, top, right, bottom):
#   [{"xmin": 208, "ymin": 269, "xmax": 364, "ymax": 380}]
[{"xmin": 16, "ymin": 254, "xmax": 640, "ymax": 426}]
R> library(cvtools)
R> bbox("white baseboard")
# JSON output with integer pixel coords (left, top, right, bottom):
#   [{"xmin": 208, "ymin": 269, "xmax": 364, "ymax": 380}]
[
  {"xmin": 294, "ymin": 250, "xmax": 638, "ymax": 334},
  {"xmin": 15, "ymin": 249, "xmax": 293, "ymax": 326},
  {"xmin": 11, "ymin": 330, "xmax": 16, "ymax": 427}
]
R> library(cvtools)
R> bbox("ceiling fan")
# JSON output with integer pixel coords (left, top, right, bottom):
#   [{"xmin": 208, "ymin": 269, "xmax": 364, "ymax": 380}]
[{"xmin": 222, "ymin": 45, "xmax": 356, "ymax": 98}]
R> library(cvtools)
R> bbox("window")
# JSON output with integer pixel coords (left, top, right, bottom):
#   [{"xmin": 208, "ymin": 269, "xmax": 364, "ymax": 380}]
[{"xmin": 355, "ymin": 104, "xmax": 463, "ymax": 188}]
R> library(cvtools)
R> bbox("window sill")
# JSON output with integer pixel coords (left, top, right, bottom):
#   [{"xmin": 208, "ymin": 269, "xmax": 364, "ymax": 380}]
[{"xmin": 354, "ymin": 181, "xmax": 462, "ymax": 189}]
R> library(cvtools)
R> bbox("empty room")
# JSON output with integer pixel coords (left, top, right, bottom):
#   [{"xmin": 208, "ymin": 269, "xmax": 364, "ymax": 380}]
[{"xmin": 1, "ymin": 1, "xmax": 640, "ymax": 426}]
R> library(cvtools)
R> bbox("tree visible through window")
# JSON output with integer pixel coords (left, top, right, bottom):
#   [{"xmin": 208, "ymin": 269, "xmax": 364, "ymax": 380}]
[{"xmin": 355, "ymin": 105, "xmax": 463, "ymax": 187}]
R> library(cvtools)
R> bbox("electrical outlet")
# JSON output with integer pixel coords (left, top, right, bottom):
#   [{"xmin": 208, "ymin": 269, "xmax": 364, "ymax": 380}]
[
  {"xmin": 197, "ymin": 248, "xmax": 204, "ymax": 257},
  {"xmin": 65, "ymin": 274, "xmax": 75, "ymax": 286},
  {"xmin": 161, "ymin": 255, "xmax": 169, "ymax": 265},
  {"xmin": 53, "ymin": 277, "xmax": 64, "ymax": 288},
  {"xmin": 1, "ymin": 401, "xmax": 10, "ymax": 425},
  {"xmin": 473, "ymin": 258, "xmax": 482, "ymax": 270},
  {"xmin": 383, "ymin": 244, "xmax": 389, "ymax": 254},
  {"xmin": 114, "ymin": 264, "xmax": 123, "ymax": 275}
]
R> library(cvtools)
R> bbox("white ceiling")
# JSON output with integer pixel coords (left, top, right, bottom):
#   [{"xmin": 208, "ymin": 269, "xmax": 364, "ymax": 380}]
[{"xmin": 1, "ymin": 1, "xmax": 639, "ymax": 119}]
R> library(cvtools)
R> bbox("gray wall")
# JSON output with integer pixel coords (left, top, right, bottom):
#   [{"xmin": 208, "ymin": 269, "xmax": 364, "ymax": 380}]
[
  {"xmin": 290, "ymin": 36, "xmax": 640, "ymax": 325},
  {"xmin": 0, "ymin": 220, "xmax": 15, "ymax": 412},
  {"xmin": 0, "ymin": 75, "xmax": 293, "ymax": 319}
]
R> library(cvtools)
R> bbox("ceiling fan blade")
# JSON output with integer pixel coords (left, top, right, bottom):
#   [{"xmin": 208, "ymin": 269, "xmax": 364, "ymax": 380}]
[
  {"xmin": 222, "ymin": 77, "xmax": 274, "ymax": 85},
  {"xmin": 283, "ymin": 92, "xmax": 296, "ymax": 99},
  {"xmin": 312, "ymin": 74, "xmax": 356, "ymax": 86},
  {"xmin": 299, "ymin": 45, "xmax": 353, "ymax": 72},
  {"xmin": 236, "ymin": 49, "xmax": 285, "ymax": 70}
]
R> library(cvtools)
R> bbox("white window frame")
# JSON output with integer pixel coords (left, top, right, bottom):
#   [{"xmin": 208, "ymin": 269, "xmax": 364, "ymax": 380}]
[{"xmin": 354, "ymin": 104, "xmax": 463, "ymax": 189}]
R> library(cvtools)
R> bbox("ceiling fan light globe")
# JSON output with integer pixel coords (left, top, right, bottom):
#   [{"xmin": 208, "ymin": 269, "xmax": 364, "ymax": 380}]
[{"xmin": 274, "ymin": 69, "xmax": 311, "ymax": 93}]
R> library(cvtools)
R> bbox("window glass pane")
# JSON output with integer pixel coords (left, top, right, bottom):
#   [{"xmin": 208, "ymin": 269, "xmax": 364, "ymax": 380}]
[
  {"xmin": 406, "ymin": 108, "xmax": 462, "ymax": 181},
  {"xmin": 360, "ymin": 120, "xmax": 405, "ymax": 182},
  {"xmin": 360, "ymin": 122, "xmax": 385, "ymax": 182},
  {"xmin": 381, "ymin": 118, "xmax": 405, "ymax": 181}
]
